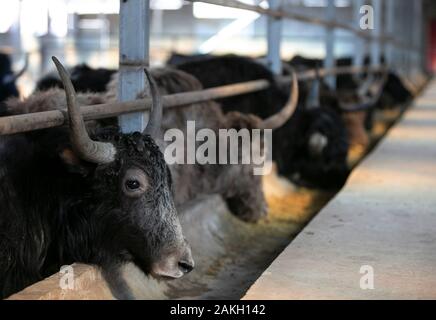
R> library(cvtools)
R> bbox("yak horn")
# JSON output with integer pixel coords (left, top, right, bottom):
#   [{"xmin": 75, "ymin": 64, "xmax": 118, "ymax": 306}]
[
  {"xmin": 52, "ymin": 56, "xmax": 116, "ymax": 164},
  {"xmin": 143, "ymin": 68, "xmax": 162, "ymax": 138},
  {"xmin": 258, "ymin": 68, "xmax": 299, "ymax": 130}
]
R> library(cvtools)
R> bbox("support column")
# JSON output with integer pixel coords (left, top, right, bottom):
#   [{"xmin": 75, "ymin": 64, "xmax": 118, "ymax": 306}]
[
  {"xmin": 266, "ymin": 0, "xmax": 283, "ymax": 74},
  {"xmin": 414, "ymin": 0, "xmax": 423, "ymax": 75},
  {"xmin": 371, "ymin": 0, "xmax": 382, "ymax": 67},
  {"xmin": 118, "ymin": 0, "xmax": 150, "ymax": 133},
  {"xmin": 324, "ymin": 0, "xmax": 336, "ymax": 89},
  {"xmin": 353, "ymin": 0, "xmax": 365, "ymax": 79},
  {"xmin": 385, "ymin": 0, "xmax": 395, "ymax": 68}
]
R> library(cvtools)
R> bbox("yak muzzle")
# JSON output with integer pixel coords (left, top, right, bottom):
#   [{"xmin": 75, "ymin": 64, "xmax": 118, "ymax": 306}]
[{"xmin": 151, "ymin": 243, "xmax": 194, "ymax": 279}]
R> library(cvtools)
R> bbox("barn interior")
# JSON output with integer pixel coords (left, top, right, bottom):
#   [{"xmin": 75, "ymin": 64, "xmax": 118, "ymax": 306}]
[{"xmin": 0, "ymin": 0, "xmax": 435, "ymax": 300}]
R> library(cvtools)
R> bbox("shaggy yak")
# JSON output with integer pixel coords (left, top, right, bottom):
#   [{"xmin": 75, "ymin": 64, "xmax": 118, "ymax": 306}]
[
  {"xmin": 0, "ymin": 57, "xmax": 194, "ymax": 300},
  {"xmin": 173, "ymin": 55, "xmax": 350, "ymax": 189},
  {"xmin": 287, "ymin": 56, "xmax": 390, "ymax": 150},
  {"xmin": 34, "ymin": 61, "xmax": 299, "ymax": 222}
]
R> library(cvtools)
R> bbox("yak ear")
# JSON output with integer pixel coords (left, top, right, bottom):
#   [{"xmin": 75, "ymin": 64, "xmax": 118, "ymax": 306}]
[{"xmin": 59, "ymin": 148, "xmax": 93, "ymax": 176}]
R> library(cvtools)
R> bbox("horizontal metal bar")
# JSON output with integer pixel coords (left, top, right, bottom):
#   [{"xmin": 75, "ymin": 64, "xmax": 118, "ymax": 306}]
[
  {"xmin": 185, "ymin": 0, "xmax": 418, "ymax": 52},
  {"xmin": 0, "ymin": 65, "xmax": 384, "ymax": 136}
]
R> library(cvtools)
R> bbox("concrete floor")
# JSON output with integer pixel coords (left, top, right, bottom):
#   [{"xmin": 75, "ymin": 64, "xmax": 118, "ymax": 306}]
[{"xmin": 244, "ymin": 80, "xmax": 436, "ymax": 300}]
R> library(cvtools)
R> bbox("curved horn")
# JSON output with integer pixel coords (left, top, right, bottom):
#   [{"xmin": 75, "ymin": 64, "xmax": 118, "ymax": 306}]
[
  {"xmin": 52, "ymin": 56, "xmax": 116, "ymax": 164},
  {"xmin": 258, "ymin": 68, "xmax": 299, "ymax": 130},
  {"xmin": 143, "ymin": 68, "xmax": 162, "ymax": 138}
]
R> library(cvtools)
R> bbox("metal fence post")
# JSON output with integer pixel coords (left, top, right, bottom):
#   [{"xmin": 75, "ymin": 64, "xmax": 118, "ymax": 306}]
[
  {"xmin": 385, "ymin": 0, "xmax": 395, "ymax": 68},
  {"xmin": 266, "ymin": 0, "xmax": 283, "ymax": 74},
  {"xmin": 118, "ymin": 0, "xmax": 150, "ymax": 133},
  {"xmin": 414, "ymin": 0, "xmax": 423, "ymax": 76},
  {"xmin": 371, "ymin": 0, "xmax": 382, "ymax": 67},
  {"xmin": 354, "ymin": 0, "xmax": 365, "ymax": 77},
  {"xmin": 324, "ymin": 0, "xmax": 336, "ymax": 89}
]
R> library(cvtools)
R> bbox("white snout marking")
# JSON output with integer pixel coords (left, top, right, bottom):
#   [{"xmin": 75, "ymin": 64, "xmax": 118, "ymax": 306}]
[{"xmin": 308, "ymin": 132, "xmax": 329, "ymax": 157}]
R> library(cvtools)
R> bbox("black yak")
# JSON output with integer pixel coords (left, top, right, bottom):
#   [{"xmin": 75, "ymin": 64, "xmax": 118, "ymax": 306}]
[
  {"xmin": 167, "ymin": 52, "xmax": 212, "ymax": 66},
  {"xmin": 275, "ymin": 74, "xmax": 350, "ymax": 189},
  {"xmin": 35, "ymin": 63, "xmax": 117, "ymax": 93},
  {"xmin": 0, "ymin": 57, "xmax": 193, "ymax": 300}
]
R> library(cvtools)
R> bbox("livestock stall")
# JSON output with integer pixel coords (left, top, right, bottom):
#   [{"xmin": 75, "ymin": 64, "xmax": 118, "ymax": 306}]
[{"xmin": 0, "ymin": 0, "xmax": 434, "ymax": 303}]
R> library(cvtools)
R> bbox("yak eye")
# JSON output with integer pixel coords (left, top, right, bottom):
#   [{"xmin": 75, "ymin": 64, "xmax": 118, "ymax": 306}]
[
  {"xmin": 122, "ymin": 168, "xmax": 148, "ymax": 197},
  {"xmin": 126, "ymin": 180, "xmax": 140, "ymax": 190}
]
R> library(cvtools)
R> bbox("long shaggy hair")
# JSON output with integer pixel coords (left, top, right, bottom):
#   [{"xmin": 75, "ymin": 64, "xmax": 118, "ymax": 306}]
[{"xmin": 0, "ymin": 75, "xmax": 187, "ymax": 299}]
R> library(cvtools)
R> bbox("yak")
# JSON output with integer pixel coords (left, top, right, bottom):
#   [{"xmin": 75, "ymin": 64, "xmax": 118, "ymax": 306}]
[
  {"xmin": 275, "ymin": 73, "xmax": 350, "ymax": 189},
  {"xmin": 35, "ymin": 63, "xmax": 117, "ymax": 93},
  {"xmin": 167, "ymin": 52, "xmax": 213, "ymax": 66},
  {"xmin": 287, "ymin": 56, "xmax": 389, "ymax": 149},
  {"xmin": 0, "ymin": 57, "xmax": 194, "ymax": 300}
]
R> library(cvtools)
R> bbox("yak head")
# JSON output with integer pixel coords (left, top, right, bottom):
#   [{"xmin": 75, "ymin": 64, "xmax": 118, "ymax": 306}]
[{"xmin": 52, "ymin": 57, "xmax": 194, "ymax": 280}]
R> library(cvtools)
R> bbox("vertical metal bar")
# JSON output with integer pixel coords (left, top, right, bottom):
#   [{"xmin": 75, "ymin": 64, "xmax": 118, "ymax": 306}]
[
  {"xmin": 385, "ymin": 0, "xmax": 395, "ymax": 68},
  {"xmin": 413, "ymin": 0, "xmax": 423, "ymax": 75},
  {"xmin": 371, "ymin": 0, "xmax": 381, "ymax": 67},
  {"xmin": 266, "ymin": 0, "xmax": 283, "ymax": 74},
  {"xmin": 402, "ymin": 0, "xmax": 408, "ymax": 75},
  {"xmin": 353, "ymin": 0, "xmax": 365, "ymax": 70},
  {"xmin": 397, "ymin": 0, "xmax": 404, "ymax": 72},
  {"xmin": 118, "ymin": 0, "xmax": 150, "ymax": 133},
  {"xmin": 324, "ymin": 0, "xmax": 336, "ymax": 89},
  {"xmin": 406, "ymin": 0, "xmax": 413, "ymax": 76},
  {"xmin": 397, "ymin": 0, "xmax": 405, "ymax": 75},
  {"xmin": 415, "ymin": 0, "xmax": 423, "ymax": 73},
  {"xmin": 407, "ymin": 0, "xmax": 412, "ymax": 75}
]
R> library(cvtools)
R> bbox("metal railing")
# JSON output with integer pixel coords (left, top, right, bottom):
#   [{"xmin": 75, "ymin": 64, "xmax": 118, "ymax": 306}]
[
  {"xmin": 0, "ymin": 65, "xmax": 384, "ymax": 136},
  {"xmin": 185, "ymin": 0, "xmax": 418, "ymax": 52}
]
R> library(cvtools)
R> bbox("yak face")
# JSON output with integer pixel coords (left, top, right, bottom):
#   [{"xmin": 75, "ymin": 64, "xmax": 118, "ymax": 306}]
[
  {"xmin": 305, "ymin": 109, "xmax": 343, "ymax": 159},
  {"xmin": 66, "ymin": 129, "xmax": 194, "ymax": 279},
  {"xmin": 112, "ymin": 133, "xmax": 194, "ymax": 279},
  {"xmin": 50, "ymin": 57, "xmax": 193, "ymax": 280}
]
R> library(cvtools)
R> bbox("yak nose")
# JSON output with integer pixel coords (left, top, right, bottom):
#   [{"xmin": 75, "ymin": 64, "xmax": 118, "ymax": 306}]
[
  {"xmin": 178, "ymin": 246, "xmax": 194, "ymax": 274},
  {"xmin": 151, "ymin": 243, "xmax": 195, "ymax": 279}
]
